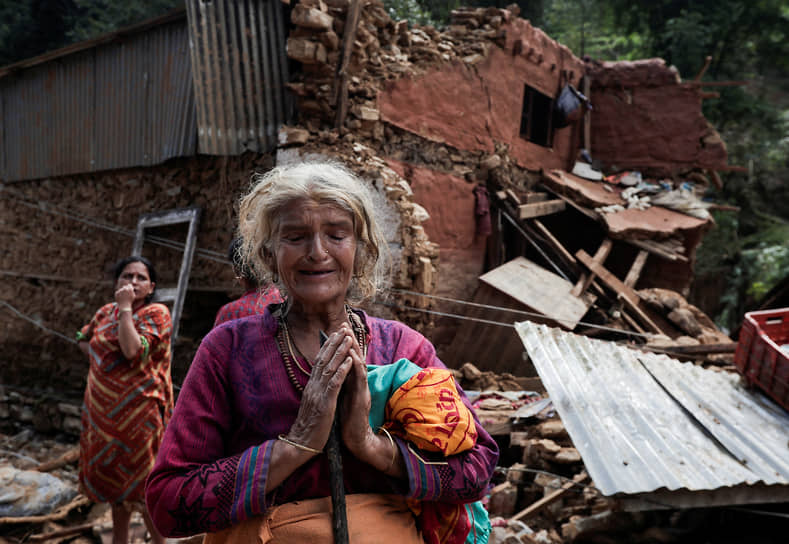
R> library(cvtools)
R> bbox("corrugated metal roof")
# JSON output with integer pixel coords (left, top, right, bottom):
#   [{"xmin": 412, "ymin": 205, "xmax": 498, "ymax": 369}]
[
  {"xmin": 185, "ymin": 0, "xmax": 291, "ymax": 155},
  {"xmin": 515, "ymin": 320, "xmax": 789, "ymax": 510},
  {"xmin": 0, "ymin": 16, "xmax": 196, "ymax": 181}
]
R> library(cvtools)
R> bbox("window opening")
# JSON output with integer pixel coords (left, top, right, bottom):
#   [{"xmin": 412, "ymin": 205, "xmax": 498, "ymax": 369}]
[{"xmin": 519, "ymin": 85, "xmax": 554, "ymax": 147}]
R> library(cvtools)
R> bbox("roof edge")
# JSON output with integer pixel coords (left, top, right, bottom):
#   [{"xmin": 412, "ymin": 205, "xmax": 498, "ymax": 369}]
[{"xmin": 0, "ymin": 7, "xmax": 187, "ymax": 79}]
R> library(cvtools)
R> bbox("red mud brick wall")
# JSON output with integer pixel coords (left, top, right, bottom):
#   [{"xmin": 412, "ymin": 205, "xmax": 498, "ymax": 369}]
[
  {"xmin": 379, "ymin": 19, "xmax": 586, "ymax": 172},
  {"xmin": 588, "ymin": 59, "xmax": 728, "ymax": 175}
]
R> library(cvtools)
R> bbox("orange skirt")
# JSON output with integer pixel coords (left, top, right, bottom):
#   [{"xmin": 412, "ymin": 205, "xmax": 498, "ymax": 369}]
[{"xmin": 203, "ymin": 494, "xmax": 423, "ymax": 544}]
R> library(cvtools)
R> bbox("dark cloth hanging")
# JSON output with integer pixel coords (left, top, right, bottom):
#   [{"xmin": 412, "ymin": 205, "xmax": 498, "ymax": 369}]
[{"xmin": 473, "ymin": 185, "xmax": 492, "ymax": 237}]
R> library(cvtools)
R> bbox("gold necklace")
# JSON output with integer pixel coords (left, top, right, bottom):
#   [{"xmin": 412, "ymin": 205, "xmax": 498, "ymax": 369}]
[{"xmin": 276, "ymin": 305, "xmax": 367, "ymax": 392}]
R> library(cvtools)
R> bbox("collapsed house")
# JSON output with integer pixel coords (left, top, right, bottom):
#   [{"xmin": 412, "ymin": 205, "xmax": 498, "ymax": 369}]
[{"xmin": 1, "ymin": 1, "xmax": 786, "ymax": 542}]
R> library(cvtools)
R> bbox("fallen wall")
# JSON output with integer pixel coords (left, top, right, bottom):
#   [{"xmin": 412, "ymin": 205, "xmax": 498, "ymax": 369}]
[
  {"xmin": 588, "ymin": 59, "xmax": 728, "ymax": 176},
  {"xmin": 378, "ymin": 17, "xmax": 585, "ymax": 172}
]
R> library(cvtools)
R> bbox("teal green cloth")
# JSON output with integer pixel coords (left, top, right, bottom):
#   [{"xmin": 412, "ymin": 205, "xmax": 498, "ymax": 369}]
[
  {"xmin": 365, "ymin": 359, "xmax": 490, "ymax": 544},
  {"xmin": 366, "ymin": 358, "xmax": 422, "ymax": 429},
  {"xmin": 464, "ymin": 502, "xmax": 491, "ymax": 544}
]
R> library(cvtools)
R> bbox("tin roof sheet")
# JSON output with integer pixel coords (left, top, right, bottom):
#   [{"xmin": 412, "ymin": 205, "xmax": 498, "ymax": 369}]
[
  {"xmin": 0, "ymin": 16, "xmax": 196, "ymax": 181},
  {"xmin": 515, "ymin": 321, "xmax": 789, "ymax": 509}
]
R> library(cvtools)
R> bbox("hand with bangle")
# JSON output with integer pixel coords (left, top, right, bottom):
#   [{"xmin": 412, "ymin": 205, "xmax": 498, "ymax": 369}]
[{"xmin": 277, "ymin": 434, "xmax": 322, "ymax": 455}]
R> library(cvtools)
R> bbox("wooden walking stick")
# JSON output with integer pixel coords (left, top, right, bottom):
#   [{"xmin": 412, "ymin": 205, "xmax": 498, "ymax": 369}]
[{"xmin": 321, "ymin": 330, "xmax": 349, "ymax": 544}]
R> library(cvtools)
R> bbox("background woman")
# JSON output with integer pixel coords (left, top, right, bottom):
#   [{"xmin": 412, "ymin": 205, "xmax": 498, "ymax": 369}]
[
  {"xmin": 146, "ymin": 162, "xmax": 498, "ymax": 543},
  {"xmin": 77, "ymin": 256, "xmax": 172, "ymax": 544}
]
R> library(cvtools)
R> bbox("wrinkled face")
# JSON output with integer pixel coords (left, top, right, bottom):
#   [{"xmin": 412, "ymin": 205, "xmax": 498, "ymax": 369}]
[
  {"xmin": 116, "ymin": 261, "xmax": 155, "ymax": 305},
  {"xmin": 273, "ymin": 199, "xmax": 357, "ymax": 309}
]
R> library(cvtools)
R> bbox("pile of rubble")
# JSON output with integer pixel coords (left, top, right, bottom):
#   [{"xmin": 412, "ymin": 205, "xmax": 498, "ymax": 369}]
[{"xmin": 4, "ymin": 357, "xmax": 779, "ymax": 544}]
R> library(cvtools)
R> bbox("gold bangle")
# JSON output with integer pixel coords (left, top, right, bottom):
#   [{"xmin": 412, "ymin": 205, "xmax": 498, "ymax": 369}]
[
  {"xmin": 277, "ymin": 434, "xmax": 322, "ymax": 454},
  {"xmin": 377, "ymin": 426, "xmax": 397, "ymax": 473},
  {"xmin": 118, "ymin": 308, "xmax": 132, "ymax": 314}
]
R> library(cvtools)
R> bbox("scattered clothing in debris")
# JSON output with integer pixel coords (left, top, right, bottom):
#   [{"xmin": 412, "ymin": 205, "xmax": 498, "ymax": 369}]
[{"xmin": 0, "ymin": 466, "xmax": 77, "ymax": 517}]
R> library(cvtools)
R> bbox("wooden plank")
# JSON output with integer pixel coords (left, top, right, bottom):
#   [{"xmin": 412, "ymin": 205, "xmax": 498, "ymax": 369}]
[
  {"xmin": 512, "ymin": 471, "xmax": 589, "ymax": 521},
  {"xmin": 548, "ymin": 190, "xmax": 600, "ymax": 221},
  {"xmin": 621, "ymin": 309, "xmax": 647, "ymax": 334},
  {"xmin": 0, "ymin": 495, "xmax": 90, "ymax": 525},
  {"xmin": 518, "ymin": 199, "xmax": 565, "ymax": 219},
  {"xmin": 571, "ymin": 239, "xmax": 612, "ymax": 297},
  {"xmin": 332, "ymin": 0, "xmax": 362, "ymax": 129},
  {"xmin": 623, "ymin": 250, "xmax": 649, "ymax": 288},
  {"xmin": 685, "ymin": 80, "xmax": 748, "ymax": 87},
  {"xmin": 523, "ymin": 192, "xmax": 550, "ymax": 204},
  {"xmin": 627, "ymin": 238, "xmax": 688, "ymax": 262},
  {"xmin": 576, "ymin": 249, "xmax": 664, "ymax": 334},
  {"xmin": 532, "ymin": 219, "xmax": 577, "ymax": 268},
  {"xmin": 28, "ymin": 522, "xmax": 94, "ymax": 542},
  {"xmin": 714, "ymin": 165, "xmax": 748, "ymax": 172},
  {"xmin": 445, "ymin": 283, "xmax": 538, "ymax": 375},
  {"xmin": 505, "ymin": 188, "xmax": 521, "ymax": 205},
  {"xmin": 35, "ymin": 447, "xmax": 79, "ymax": 472},
  {"xmin": 641, "ymin": 342, "xmax": 738, "ymax": 355},
  {"xmin": 480, "ymin": 257, "xmax": 595, "ymax": 330}
]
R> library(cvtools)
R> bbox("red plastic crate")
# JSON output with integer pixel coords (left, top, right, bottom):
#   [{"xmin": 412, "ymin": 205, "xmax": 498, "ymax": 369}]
[{"xmin": 734, "ymin": 308, "xmax": 789, "ymax": 411}]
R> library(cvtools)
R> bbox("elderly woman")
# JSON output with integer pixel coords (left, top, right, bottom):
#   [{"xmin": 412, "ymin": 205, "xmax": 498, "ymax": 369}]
[
  {"xmin": 146, "ymin": 162, "xmax": 498, "ymax": 543},
  {"xmin": 77, "ymin": 256, "xmax": 172, "ymax": 544}
]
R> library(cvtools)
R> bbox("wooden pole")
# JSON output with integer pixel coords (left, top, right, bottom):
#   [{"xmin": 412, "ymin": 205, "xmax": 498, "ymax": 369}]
[{"xmin": 321, "ymin": 330, "xmax": 348, "ymax": 544}]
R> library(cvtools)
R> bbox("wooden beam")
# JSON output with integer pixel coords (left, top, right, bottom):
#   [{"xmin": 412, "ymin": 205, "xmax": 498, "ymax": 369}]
[
  {"xmin": 714, "ymin": 165, "xmax": 748, "ymax": 172},
  {"xmin": 518, "ymin": 200, "xmax": 565, "ymax": 219},
  {"xmin": 35, "ymin": 446, "xmax": 79, "ymax": 472},
  {"xmin": 0, "ymin": 495, "xmax": 90, "ymax": 525},
  {"xmin": 685, "ymin": 80, "xmax": 748, "ymax": 87},
  {"xmin": 548, "ymin": 190, "xmax": 600, "ymax": 221},
  {"xmin": 28, "ymin": 522, "xmax": 95, "ymax": 542},
  {"xmin": 623, "ymin": 250, "xmax": 648, "ymax": 288},
  {"xmin": 505, "ymin": 188, "xmax": 521, "ymax": 205},
  {"xmin": 571, "ymin": 239, "xmax": 611, "ymax": 297},
  {"xmin": 523, "ymin": 191, "xmax": 550, "ymax": 204},
  {"xmin": 621, "ymin": 308, "xmax": 647, "ymax": 334},
  {"xmin": 332, "ymin": 0, "xmax": 362, "ymax": 129},
  {"xmin": 693, "ymin": 55, "xmax": 712, "ymax": 81},
  {"xmin": 576, "ymin": 249, "xmax": 665, "ymax": 334},
  {"xmin": 627, "ymin": 239, "xmax": 687, "ymax": 263},
  {"xmin": 532, "ymin": 219, "xmax": 577, "ymax": 268},
  {"xmin": 641, "ymin": 342, "xmax": 738, "ymax": 355},
  {"xmin": 513, "ymin": 471, "xmax": 589, "ymax": 521}
]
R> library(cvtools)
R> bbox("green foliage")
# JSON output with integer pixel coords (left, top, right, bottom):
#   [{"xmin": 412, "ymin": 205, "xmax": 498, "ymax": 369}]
[
  {"xmin": 384, "ymin": 0, "xmax": 440, "ymax": 27},
  {"xmin": 541, "ymin": 0, "xmax": 647, "ymax": 60},
  {"xmin": 0, "ymin": 0, "xmax": 77, "ymax": 66},
  {"xmin": 66, "ymin": 0, "xmax": 182, "ymax": 43},
  {"xmin": 0, "ymin": 0, "xmax": 182, "ymax": 67}
]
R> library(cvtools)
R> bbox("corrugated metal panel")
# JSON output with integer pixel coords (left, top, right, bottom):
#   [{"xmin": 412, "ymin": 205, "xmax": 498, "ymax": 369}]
[
  {"xmin": 93, "ymin": 20, "xmax": 196, "ymax": 171},
  {"xmin": 186, "ymin": 0, "xmax": 291, "ymax": 155},
  {"xmin": 515, "ymin": 321, "xmax": 789, "ymax": 509},
  {"xmin": 0, "ymin": 16, "xmax": 195, "ymax": 181},
  {"xmin": 2, "ymin": 50, "xmax": 95, "ymax": 180}
]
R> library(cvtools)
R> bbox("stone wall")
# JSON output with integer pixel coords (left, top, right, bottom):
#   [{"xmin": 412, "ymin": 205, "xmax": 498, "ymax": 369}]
[{"xmin": 0, "ymin": 153, "xmax": 273, "ymax": 399}]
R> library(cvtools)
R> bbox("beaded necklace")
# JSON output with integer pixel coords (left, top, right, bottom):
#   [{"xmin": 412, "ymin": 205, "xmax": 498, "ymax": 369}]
[{"xmin": 276, "ymin": 305, "xmax": 367, "ymax": 392}]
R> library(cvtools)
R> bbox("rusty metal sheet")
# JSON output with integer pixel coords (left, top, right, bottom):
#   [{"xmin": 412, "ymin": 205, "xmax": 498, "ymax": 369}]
[
  {"xmin": 542, "ymin": 169, "xmax": 709, "ymax": 238},
  {"xmin": 2, "ymin": 49, "xmax": 95, "ymax": 181},
  {"xmin": 93, "ymin": 19, "xmax": 196, "ymax": 171},
  {"xmin": 185, "ymin": 0, "xmax": 291, "ymax": 155},
  {"xmin": 516, "ymin": 321, "xmax": 789, "ymax": 510},
  {"xmin": 0, "ymin": 13, "xmax": 196, "ymax": 181}
]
